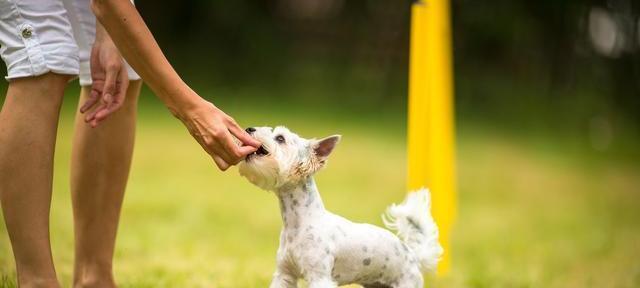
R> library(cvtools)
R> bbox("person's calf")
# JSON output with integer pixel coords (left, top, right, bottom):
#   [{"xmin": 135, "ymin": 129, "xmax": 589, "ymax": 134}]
[
  {"xmin": 0, "ymin": 72, "xmax": 71, "ymax": 288},
  {"xmin": 71, "ymin": 82, "xmax": 141, "ymax": 288}
]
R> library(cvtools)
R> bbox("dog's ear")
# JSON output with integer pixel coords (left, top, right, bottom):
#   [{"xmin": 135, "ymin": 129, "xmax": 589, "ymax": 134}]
[
  {"xmin": 292, "ymin": 135, "xmax": 341, "ymax": 178},
  {"xmin": 313, "ymin": 135, "xmax": 341, "ymax": 160}
]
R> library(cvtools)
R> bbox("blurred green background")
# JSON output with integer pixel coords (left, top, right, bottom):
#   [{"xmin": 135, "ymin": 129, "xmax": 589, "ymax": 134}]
[{"xmin": 1, "ymin": 0, "xmax": 639, "ymax": 287}]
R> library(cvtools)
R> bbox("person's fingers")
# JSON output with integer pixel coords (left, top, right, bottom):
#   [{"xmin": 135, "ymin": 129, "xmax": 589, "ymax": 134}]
[
  {"xmin": 202, "ymin": 133, "xmax": 236, "ymax": 165},
  {"xmin": 86, "ymin": 63, "xmax": 118, "ymax": 127},
  {"xmin": 91, "ymin": 96, "xmax": 116, "ymax": 125},
  {"xmin": 94, "ymin": 102, "xmax": 119, "ymax": 122},
  {"xmin": 218, "ymin": 130, "xmax": 253, "ymax": 165},
  {"xmin": 196, "ymin": 128, "xmax": 232, "ymax": 164},
  {"xmin": 94, "ymin": 71, "xmax": 129, "ymax": 122},
  {"xmin": 80, "ymin": 89, "xmax": 100, "ymax": 113},
  {"xmin": 199, "ymin": 137, "xmax": 230, "ymax": 171},
  {"xmin": 212, "ymin": 154, "xmax": 230, "ymax": 171},
  {"xmin": 237, "ymin": 145, "xmax": 258, "ymax": 156},
  {"xmin": 227, "ymin": 119, "xmax": 261, "ymax": 148},
  {"xmin": 212, "ymin": 144, "xmax": 236, "ymax": 165},
  {"xmin": 187, "ymin": 125, "xmax": 233, "ymax": 170},
  {"xmin": 85, "ymin": 102, "xmax": 105, "ymax": 123},
  {"xmin": 85, "ymin": 88, "xmax": 111, "ymax": 124},
  {"xmin": 102, "ymin": 62, "xmax": 120, "ymax": 106},
  {"xmin": 90, "ymin": 110, "xmax": 103, "ymax": 127},
  {"xmin": 118, "ymin": 65, "xmax": 130, "ymax": 95}
]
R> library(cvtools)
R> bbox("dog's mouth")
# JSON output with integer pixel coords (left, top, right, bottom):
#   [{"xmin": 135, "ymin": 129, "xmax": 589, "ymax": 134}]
[{"xmin": 246, "ymin": 145, "xmax": 269, "ymax": 160}]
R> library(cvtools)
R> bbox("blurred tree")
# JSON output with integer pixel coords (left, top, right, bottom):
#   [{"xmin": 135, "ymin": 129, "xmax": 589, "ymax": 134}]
[{"xmin": 1, "ymin": 0, "xmax": 635, "ymax": 132}]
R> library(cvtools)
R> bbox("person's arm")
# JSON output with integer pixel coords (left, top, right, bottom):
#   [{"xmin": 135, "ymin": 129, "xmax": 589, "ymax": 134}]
[{"xmin": 90, "ymin": 0, "xmax": 261, "ymax": 170}]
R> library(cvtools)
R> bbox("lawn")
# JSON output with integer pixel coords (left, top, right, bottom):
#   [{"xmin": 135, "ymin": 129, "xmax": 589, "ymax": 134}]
[{"xmin": 1, "ymin": 87, "xmax": 639, "ymax": 287}]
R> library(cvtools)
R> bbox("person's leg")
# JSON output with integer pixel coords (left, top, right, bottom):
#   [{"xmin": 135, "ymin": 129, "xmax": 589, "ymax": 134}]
[
  {"xmin": 0, "ymin": 73, "xmax": 71, "ymax": 288},
  {"xmin": 71, "ymin": 80, "xmax": 141, "ymax": 288}
]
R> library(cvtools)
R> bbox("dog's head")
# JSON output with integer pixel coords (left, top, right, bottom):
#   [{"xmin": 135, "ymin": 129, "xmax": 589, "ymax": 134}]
[{"xmin": 238, "ymin": 126, "xmax": 340, "ymax": 191}]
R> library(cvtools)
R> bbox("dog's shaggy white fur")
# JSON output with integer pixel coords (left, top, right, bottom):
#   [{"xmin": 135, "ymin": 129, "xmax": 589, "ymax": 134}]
[{"xmin": 238, "ymin": 126, "xmax": 443, "ymax": 288}]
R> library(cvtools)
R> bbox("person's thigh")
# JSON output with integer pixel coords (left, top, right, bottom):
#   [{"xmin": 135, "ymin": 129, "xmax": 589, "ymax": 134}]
[{"xmin": 0, "ymin": 0, "xmax": 79, "ymax": 80}]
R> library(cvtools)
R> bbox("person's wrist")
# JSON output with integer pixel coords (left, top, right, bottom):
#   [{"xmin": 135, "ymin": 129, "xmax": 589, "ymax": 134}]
[
  {"xmin": 93, "ymin": 33, "xmax": 118, "ymax": 54},
  {"xmin": 165, "ymin": 84, "xmax": 207, "ymax": 121},
  {"xmin": 94, "ymin": 34, "xmax": 110, "ymax": 45},
  {"xmin": 94, "ymin": 26, "xmax": 111, "ymax": 44}
]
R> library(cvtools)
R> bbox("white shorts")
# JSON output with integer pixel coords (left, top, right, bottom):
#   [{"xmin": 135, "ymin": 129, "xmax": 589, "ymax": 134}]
[{"xmin": 0, "ymin": 0, "xmax": 139, "ymax": 85}]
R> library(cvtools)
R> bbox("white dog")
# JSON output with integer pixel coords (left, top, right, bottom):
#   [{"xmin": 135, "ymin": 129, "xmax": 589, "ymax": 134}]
[{"xmin": 238, "ymin": 126, "xmax": 443, "ymax": 288}]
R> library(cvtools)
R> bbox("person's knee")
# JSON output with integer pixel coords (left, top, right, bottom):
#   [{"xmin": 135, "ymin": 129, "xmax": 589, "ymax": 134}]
[
  {"xmin": 126, "ymin": 80, "xmax": 143, "ymax": 100},
  {"xmin": 120, "ymin": 79, "xmax": 143, "ymax": 110}
]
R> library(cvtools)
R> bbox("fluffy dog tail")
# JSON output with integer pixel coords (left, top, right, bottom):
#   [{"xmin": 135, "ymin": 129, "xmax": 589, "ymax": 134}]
[{"xmin": 382, "ymin": 188, "xmax": 443, "ymax": 273}]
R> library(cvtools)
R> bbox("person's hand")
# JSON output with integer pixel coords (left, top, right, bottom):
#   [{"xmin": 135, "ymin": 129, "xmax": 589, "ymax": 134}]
[
  {"xmin": 178, "ymin": 98, "xmax": 261, "ymax": 171},
  {"xmin": 80, "ymin": 33, "xmax": 129, "ymax": 127}
]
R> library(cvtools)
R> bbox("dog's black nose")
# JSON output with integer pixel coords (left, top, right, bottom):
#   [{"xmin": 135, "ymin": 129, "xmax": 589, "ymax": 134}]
[{"xmin": 245, "ymin": 127, "xmax": 256, "ymax": 134}]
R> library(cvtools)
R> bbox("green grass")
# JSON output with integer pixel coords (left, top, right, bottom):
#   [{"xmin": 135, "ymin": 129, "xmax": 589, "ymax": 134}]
[{"xmin": 1, "ymin": 88, "xmax": 639, "ymax": 287}]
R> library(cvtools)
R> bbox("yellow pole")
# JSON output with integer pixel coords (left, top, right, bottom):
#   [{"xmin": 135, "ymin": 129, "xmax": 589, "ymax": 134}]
[{"xmin": 407, "ymin": 0, "xmax": 456, "ymax": 276}]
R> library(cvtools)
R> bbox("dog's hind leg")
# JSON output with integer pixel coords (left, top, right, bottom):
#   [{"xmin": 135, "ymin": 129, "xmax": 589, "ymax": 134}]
[
  {"xmin": 394, "ymin": 270, "xmax": 423, "ymax": 288},
  {"xmin": 363, "ymin": 283, "xmax": 393, "ymax": 288}
]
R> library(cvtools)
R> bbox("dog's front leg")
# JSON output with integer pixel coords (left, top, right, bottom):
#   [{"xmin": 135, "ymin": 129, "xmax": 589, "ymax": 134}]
[
  {"xmin": 270, "ymin": 270, "xmax": 297, "ymax": 288},
  {"xmin": 300, "ymin": 252, "xmax": 337, "ymax": 288},
  {"xmin": 306, "ymin": 278, "xmax": 337, "ymax": 288}
]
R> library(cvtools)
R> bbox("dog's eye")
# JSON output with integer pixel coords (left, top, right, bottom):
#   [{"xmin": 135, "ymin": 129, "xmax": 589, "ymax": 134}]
[{"xmin": 275, "ymin": 135, "xmax": 285, "ymax": 144}]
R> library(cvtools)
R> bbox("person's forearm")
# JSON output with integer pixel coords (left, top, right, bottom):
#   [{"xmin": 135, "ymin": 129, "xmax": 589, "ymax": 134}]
[
  {"xmin": 91, "ymin": 0, "xmax": 260, "ymax": 170},
  {"xmin": 90, "ymin": 0, "xmax": 200, "ymax": 117}
]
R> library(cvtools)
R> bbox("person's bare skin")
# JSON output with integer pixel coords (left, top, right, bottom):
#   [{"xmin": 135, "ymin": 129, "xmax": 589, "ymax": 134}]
[
  {"xmin": 0, "ymin": 24, "xmax": 138, "ymax": 288},
  {"xmin": 90, "ymin": 0, "xmax": 262, "ymax": 170},
  {"xmin": 71, "ymin": 82, "xmax": 141, "ymax": 288},
  {"xmin": 73, "ymin": 22, "xmax": 140, "ymax": 288},
  {"xmin": 1, "ymin": 1, "xmax": 262, "ymax": 286},
  {"xmin": 0, "ymin": 73, "xmax": 71, "ymax": 288}
]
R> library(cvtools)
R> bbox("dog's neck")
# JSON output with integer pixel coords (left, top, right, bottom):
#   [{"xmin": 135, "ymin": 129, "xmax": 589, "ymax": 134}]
[{"xmin": 276, "ymin": 177, "xmax": 325, "ymax": 230}]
